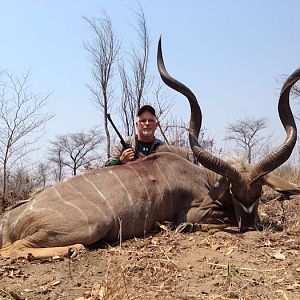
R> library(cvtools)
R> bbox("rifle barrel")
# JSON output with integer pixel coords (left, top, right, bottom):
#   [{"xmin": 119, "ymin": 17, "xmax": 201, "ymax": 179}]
[{"xmin": 107, "ymin": 114, "xmax": 127, "ymax": 148}]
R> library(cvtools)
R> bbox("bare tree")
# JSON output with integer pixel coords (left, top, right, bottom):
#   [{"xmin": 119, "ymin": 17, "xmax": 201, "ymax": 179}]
[
  {"xmin": 281, "ymin": 74, "xmax": 300, "ymax": 98},
  {"xmin": 225, "ymin": 118, "xmax": 269, "ymax": 164},
  {"xmin": 84, "ymin": 14, "xmax": 120, "ymax": 159},
  {"xmin": 0, "ymin": 72, "xmax": 53, "ymax": 210},
  {"xmin": 35, "ymin": 162, "xmax": 51, "ymax": 187},
  {"xmin": 48, "ymin": 145, "xmax": 65, "ymax": 182},
  {"xmin": 152, "ymin": 83, "xmax": 176, "ymax": 144},
  {"xmin": 292, "ymin": 83, "xmax": 300, "ymax": 97},
  {"xmin": 119, "ymin": 6, "xmax": 151, "ymax": 135},
  {"xmin": 49, "ymin": 128, "xmax": 102, "ymax": 176},
  {"xmin": 119, "ymin": 63, "xmax": 134, "ymax": 136},
  {"xmin": 7, "ymin": 167, "xmax": 33, "ymax": 204}
]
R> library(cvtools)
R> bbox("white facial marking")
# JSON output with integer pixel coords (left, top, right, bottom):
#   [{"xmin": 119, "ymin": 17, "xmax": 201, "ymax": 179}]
[{"xmin": 240, "ymin": 201, "xmax": 257, "ymax": 214}]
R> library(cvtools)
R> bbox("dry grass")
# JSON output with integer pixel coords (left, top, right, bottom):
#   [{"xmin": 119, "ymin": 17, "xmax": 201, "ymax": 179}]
[
  {"xmin": 0, "ymin": 196, "xmax": 299, "ymax": 300},
  {"xmin": 71, "ymin": 197, "xmax": 300, "ymax": 300}
]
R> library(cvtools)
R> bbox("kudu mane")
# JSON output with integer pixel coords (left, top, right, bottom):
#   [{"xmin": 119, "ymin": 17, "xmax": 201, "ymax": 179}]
[{"xmin": 155, "ymin": 144, "xmax": 192, "ymax": 161}]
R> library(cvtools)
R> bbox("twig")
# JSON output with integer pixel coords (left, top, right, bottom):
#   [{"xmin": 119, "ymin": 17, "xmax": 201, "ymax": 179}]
[
  {"xmin": 208, "ymin": 262, "xmax": 285, "ymax": 272},
  {"xmin": 121, "ymin": 265, "xmax": 130, "ymax": 299},
  {"xmin": 108, "ymin": 247, "xmax": 171, "ymax": 256},
  {"xmin": 118, "ymin": 217, "xmax": 123, "ymax": 248},
  {"xmin": 157, "ymin": 122, "xmax": 170, "ymax": 145},
  {"xmin": 0, "ymin": 289, "xmax": 10, "ymax": 298},
  {"xmin": 68, "ymin": 256, "xmax": 73, "ymax": 280}
]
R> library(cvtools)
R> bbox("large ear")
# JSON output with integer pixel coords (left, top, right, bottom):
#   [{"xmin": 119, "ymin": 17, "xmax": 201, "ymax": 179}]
[
  {"xmin": 208, "ymin": 176, "xmax": 230, "ymax": 200},
  {"xmin": 262, "ymin": 174, "xmax": 300, "ymax": 195}
]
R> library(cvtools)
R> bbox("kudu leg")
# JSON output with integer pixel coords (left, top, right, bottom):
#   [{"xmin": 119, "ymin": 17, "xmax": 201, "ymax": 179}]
[
  {"xmin": 0, "ymin": 239, "xmax": 85, "ymax": 259},
  {"xmin": 175, "ymin": 222, "xmax": 230, "ymax": 233},
  {"xmin": 174, "ymin": 196, "xmax": 234, "ymax": 233}
]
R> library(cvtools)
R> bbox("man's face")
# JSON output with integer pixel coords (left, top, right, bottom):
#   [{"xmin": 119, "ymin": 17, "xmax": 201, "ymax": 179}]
[{"xmin": 136, "ymin": 111, "xmax": 158, "ymax": 141}]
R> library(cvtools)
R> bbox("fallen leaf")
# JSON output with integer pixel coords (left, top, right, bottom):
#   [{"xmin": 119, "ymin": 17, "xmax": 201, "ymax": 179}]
[
  {"xmin": 286, "ymin": 249, "xmax": 299, "ymax": 255},
  {"xmin": 151, "ymin": 238, "xmax": 159, "ymax": 245},
  {"xmin": 155, "ymin": 221, "xmax": 169, "ymax": 231},
  {"xmin": 286, "ymin": 285, "xmax": 294, "ymax": 290},
  {"xmin": 8, "ymin": 291, "xmax": 23, "ymax": 300},
  {"xmin": 275, "ymin": 290, "xmax": 289, "ymax": 300},
  {"xmin": 272, "ymin": 251, "xmax": 285, "ymax": 260},
  {"xmin": 51, "ymin": 280, "xmax": 61, "ymax": 286},
  {"xmin": 8, "ymin": 270, "xmax": 14, "ymax": 278},
  {"xmin": 286, "ymin": 239, "xmax": 296, "ymax": 243},
  {"xmin": 93, "ymin": 286, "xmax": 105, "ymax": 298},
  {"xmin": 226, "ymin": 247, "xmax": 234, "ymax": 256},
  {"xmin": 211, "ymin": 243, "xmax": 222, "ymax": 251},
  {"xmin": 264, "ymin": 240, "xmax": 272, "ymax": 247},
  {"xmin": 159, "ymin": 224, "xmax": 169, "ymax": 231}
]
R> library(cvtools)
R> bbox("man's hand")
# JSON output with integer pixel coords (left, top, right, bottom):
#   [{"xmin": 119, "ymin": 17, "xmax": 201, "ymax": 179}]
[{"xmin": 120, "ymin": 148, "xmax": 135, "ymax": 163}]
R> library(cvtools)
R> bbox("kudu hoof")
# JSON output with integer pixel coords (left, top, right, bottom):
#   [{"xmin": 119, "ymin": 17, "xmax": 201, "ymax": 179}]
[{"xmin": 175, "ymin": 222, "xmax": 195, "ymax": 233}]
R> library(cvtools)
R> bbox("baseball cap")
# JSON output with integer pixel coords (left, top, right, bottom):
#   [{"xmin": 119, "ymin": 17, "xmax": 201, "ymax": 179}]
[{"xmin": 137, "ymin": 105, "xmax": 156, "ymax": 117}]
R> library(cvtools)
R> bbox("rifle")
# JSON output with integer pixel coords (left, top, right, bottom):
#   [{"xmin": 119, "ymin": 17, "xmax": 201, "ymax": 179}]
[{"xmin": 106, "ymin": 113, "xmax": 131, "ymax": 150}]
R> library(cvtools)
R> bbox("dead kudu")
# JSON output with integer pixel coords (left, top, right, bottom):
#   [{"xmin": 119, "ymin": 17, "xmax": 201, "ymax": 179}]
[{"xmin": 0, "ymin": 42, "xmax": 299, "ymax": 259}]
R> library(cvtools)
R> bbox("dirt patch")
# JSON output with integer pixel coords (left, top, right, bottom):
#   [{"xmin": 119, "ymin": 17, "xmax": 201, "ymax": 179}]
[{"xmin": 0, "ymin": 198, "xmax": 299, "ymax": 300}]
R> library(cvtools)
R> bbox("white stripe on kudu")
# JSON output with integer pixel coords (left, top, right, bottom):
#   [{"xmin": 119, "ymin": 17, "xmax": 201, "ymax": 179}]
[
  {"xmin": 53, "ymin": 186, "xmax": 92, "ymax": 235},
  {"xmin": 138, "ymin": 162, "xmax": 163, "ymax": 200},
  {"xmin": 67, "ymin": 181, "xmax": 104, "ymax": 216},
  {"xmin": 82, "ymin": 174, "xmax": 117, "ymax": 220},
  {"xmin": 108, "ymin": 170, "xmax": 133, "ymax": 206},
  {"xmin": 127, "ymin": 165, "xmax": 151, "ymax": 201},
  {"xmin": 154, "ymin": 161, "xmax": 173, "ymax": 191}
]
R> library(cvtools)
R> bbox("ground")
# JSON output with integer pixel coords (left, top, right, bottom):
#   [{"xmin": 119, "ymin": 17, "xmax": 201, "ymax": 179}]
[{"xmin": 0, "ymin": 197, "xmax": 299, "ymax": 300}]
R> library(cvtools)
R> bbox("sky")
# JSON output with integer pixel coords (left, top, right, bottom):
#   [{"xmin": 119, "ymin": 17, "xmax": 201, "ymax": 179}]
[{"xmin": 1, "ymin": 0, "xmax": 300, "ymax": 160}]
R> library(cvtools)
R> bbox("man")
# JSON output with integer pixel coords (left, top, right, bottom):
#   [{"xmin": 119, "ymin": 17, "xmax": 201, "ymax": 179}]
[{"xmin": 105, "ymin": 105, "xmax": 164, "ymax": 166}]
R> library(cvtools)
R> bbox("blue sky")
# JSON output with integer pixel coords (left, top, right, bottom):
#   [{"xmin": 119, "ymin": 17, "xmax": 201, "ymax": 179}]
[{"xmin": 1, "ymin": 1, "xmax": 300, "ymax": 159}]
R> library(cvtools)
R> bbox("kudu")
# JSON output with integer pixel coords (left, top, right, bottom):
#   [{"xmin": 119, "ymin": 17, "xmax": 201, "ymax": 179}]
[
  {"xmin": 157, "ymin": 37, "xmax": 300, "ymax": 232},
  {"xmin": 0, "ymin": 41, "xmax": 299, "ymax": 259}
]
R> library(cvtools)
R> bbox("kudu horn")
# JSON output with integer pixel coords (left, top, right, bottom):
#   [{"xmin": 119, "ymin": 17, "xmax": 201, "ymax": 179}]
[{"xmin": 157, "ymin": 36, "xmax": 242, "ymax": 182}]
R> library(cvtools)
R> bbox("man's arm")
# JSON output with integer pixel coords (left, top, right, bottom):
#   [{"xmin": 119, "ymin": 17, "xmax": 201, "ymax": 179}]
[
  {"xmin": 105, "ymin": 141, "xmax": 124, "ymax": 166},
  {"xmin": 105, "ymin": 138, "xmax": 135, "ymax": 166}
]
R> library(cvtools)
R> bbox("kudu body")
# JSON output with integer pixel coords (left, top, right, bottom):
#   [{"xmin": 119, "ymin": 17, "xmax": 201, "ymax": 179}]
[
  {"xmin": 0, "ymin": 152, "xmax": 233, "ymax": 258},
  {"xmin": 0, "ymin": 39, "xmax": 299, "ymax": 259}
]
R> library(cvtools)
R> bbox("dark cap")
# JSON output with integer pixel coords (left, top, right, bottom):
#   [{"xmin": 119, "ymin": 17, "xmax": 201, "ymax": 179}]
[{"xmin": 137, "ymin": 105, "xmax": 156, "ymax": 117}]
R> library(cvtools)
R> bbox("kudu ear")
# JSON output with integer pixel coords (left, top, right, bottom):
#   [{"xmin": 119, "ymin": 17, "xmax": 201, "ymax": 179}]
[
  {"xmin": 262, "ymin": 174, "xmax": 300, "ymax": 195},
  {"xmin": 208, "ymin": 176, "xmax": 230, "ymax": 200}
]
